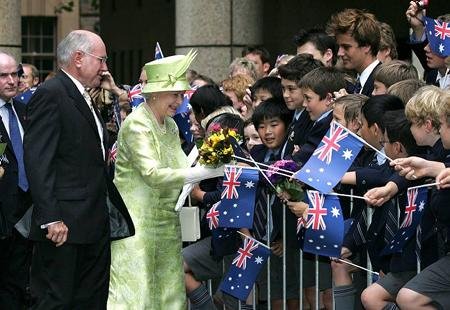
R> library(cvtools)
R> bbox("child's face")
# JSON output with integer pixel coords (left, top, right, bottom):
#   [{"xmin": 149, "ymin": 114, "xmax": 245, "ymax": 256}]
[
  {"xmin": 360, "ymin": 115, "xmax": 382, "ymax": 150},
  {"xmin": 332, "ymin": 104, "xmax": 347, "ymax": 127},
  {"xmin": 281, "ymin": 78, "xmax": 303, "ymax": 111},
  {"xmin": 372, "ymin": 80, "xmax": 387, "ymax": 96},
  {"xmin": 409, "ymin": 120, "xmax": 429, "ymax": 146},
  {"xmin": 189, "ymin": 112, "xmax": 204, "ymax": 140},
  {"xmin": 244, "ymin": 124, "xmax": 262, "ymax": 151},
  {"xmin": 252, "ymin": 89, "xmax": 273, "ymax": 108},
  {"xmin": 256, "ymin": 117, "xmax": 287, "ymax": 150},
  {"xmin": 382, "ymin": 131, "xmax": 401, "ymax": 160},
  {"xmin": 302, "ymin": 88, "xmax": 332, "ymax": 121},
  {"xmin": 439, "ymin": 115, "xmax": 450, "ymax": 149}
]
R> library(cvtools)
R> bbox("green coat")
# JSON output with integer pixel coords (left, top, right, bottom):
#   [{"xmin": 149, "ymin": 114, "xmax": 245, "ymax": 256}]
[{"xmin": 108, "ymin": 103, "xmax": 188, "ymax": 309}]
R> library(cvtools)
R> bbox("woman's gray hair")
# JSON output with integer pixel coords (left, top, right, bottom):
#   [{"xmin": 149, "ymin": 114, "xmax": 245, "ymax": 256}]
[{"xmin": 57, "ymin": 31, "xmax": 93, "ymax": 68}]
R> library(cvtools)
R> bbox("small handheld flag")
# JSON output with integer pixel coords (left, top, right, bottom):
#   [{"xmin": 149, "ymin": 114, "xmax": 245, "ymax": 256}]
[
  {"xmin": 217, "ymin": 166, "xmax": 259, "ymax": 228},
  {"xmin": 219, "ymin": 235, "xmax": 270, "ymax": 300},
  {"xmin": 155, "ymin": 42, "xmax": 164, "ymax": 59},
  {"xmin": 302, "ymin": 191, "xmax": 345, "ymax": 257},
  {"xmin": 424, "ymin": 16, "xmax": 450, "ymax": 57},
  {"xmin": 293, "ymin": 121, "xmax": 363, "ymax": 193}
]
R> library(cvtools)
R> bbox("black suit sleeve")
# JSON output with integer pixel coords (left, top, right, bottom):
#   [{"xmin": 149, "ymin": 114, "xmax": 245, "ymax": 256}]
[{"xmin": 24, "ymin": 86, "xmax": 62, "ymax": 225}]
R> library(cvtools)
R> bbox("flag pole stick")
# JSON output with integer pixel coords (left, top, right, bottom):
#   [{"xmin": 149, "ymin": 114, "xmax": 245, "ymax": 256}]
[
  {"xmin": 327, "ymin": 192, "xmax": 368, "ymax": 201},
  {"xmin": 237, "ymin": 231, "xmax": 271, "ymax": 250},
  {"xmin": 407, "ymin": 182, "xmax": 440, "ymax": 190},
  {"xmin": 235, "ymin": 165, "xmax": 294, "ymax": 179},
  {"xmin": 232, "ymin": 155, "xmax": 294, "ymax": 175},
  {"xmin": 238, "ymin": 155, "xmax": 278, "ymax": 192},
  {"xmin": 334, "ymin": 258, "xmax": 379, "ymax": 276},
  {"xmin": 333, "ymin": 121, "xmax": 394, "ymax": 163}
]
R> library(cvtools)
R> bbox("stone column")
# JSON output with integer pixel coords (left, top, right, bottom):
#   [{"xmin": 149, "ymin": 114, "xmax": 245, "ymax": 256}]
[
  {"xmin": 0, "ymin": 0, "xmax": 21, "ymax": 60},
  {"xmin": 175, "ymin": 0, "xmax": 262, "ymax": 83}
]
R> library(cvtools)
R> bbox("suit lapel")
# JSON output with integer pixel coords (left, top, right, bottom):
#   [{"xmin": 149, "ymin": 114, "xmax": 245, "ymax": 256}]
[
  {"xmin": 361, "ymin": 62, "xmax": 381, "ymax": 96},
  {"xmin": 57, "ymin": 71, "xmax": 102, "ymax": 143}
]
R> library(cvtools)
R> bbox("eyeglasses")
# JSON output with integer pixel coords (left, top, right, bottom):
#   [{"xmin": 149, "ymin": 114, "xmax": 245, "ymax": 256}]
[{"xmin": 82, "ymin": 51, "xmax": 108, "ymax": 64}]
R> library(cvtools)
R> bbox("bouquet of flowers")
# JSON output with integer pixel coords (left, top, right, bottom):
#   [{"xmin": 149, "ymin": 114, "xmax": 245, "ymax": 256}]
[
  {"xmin": 265, "ymin": 160, "xmax": 304, "ymax": 201},
  {"xmin": 198, "ymin": 124, "xmax": 241, "ymax": 167}
]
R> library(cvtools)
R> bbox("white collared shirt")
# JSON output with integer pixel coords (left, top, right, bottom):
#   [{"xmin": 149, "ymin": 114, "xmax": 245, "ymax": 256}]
[
  {"xmin": 61, "ymin": 69, "xmax": 105, "ymax": 159},
  {"xmin": 358, "ymin": 59, "xmax": 380, "ymax": 92},
  {"xmin": 436, "ymin": 68, "xmax": 450, "ymax": 90},
  {"xmin": 0, "ymin": 98, "xmax": 24, "ymax": 139}
]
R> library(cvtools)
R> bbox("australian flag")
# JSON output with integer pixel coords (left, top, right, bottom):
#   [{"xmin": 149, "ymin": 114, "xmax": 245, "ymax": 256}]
[
  {"xmin": 219, "ymin": 235, "xmax": 270, "ymax": 301},
  {"xmin": 216, "ymin": 166, "xmax": 259, "ymax": 228},
  {"xmin": 128, "ymin": 83, "xmax": 145, "ymax": 109},
  {"xmin": 293, "ymin": 121, "xmax": 364, "ymax": 193},
  {"xmin": 301, "ymin": 191, "xmax": 344, "ymax": 257},
  {"xmin": 424, "ymin": 16, "xmax": 450, "ymax": 57},
  {"xmin": 14, "ymin": 87, "xmax": 36, "ymax": 104},
  {"xmin": 154, "ymin": 41, "xmax": 164, "ymax": 59},
  {"xmin": 173, "ymin": 87, "xmax": 197, "ymax": 143},
  {"xmin": 381, "ymin": 187, "xmax": 428, "ymax": 255}
]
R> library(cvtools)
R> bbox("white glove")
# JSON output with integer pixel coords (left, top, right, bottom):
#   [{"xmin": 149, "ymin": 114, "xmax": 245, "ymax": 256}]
[
  {"xmin": 175, "ymin": 183, "xmax": 194, "ymax": 212},
  {"xmin": 183, "ymin": 166, "xmax": 224, "ymax": 185}
]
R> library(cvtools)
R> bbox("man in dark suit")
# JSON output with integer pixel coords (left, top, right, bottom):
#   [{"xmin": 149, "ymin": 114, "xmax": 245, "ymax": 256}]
[
  {"xmin": 0, "ymin": 52, "xmax": 32, "ymax": 309},
  {"xmin": 327, "ymin": 8, "xmax": 382, "ymax": 96},
  {"xmin": 24, "ymin": 30, "xmax": 133, "ymax": 309}
]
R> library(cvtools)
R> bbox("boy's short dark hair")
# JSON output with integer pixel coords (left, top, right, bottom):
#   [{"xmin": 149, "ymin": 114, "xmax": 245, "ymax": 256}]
[
  {"xmin": 384, "ymin": 110, "xmax": 419, "ymax": 156},
  {"xmin": 373, "ymin": 60, "xmax": 418, "ymax": 89},
  {"xmin": 251, "ymin": 98, "xmax": 292, "ymax": 130},
  {"xmin": 250, "ymin": 76, "xmax": 283, "ymax": 101},
  {"xmin": 361, "ymin": 94, "xmax": 404, "ymax": 133},
  {"xmin": 278, "ymin": 54, "xmax": 323, "ymax": 84},
  {"xmin": 299, "ymin": 67, "xmax": 346, "ymax": 99},
  {"xmin": 189, "ymin": 84, "xmax": 232, "ymax": 117},
  {"xmin": 293, "ymin": 28, "xmax": 338, "ymax": 65}
]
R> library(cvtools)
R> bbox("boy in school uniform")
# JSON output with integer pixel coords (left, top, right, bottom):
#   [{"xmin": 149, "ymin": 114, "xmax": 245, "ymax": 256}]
[
  {"xmin": 250, "ymin": 98, "xmax": 299, "ymax": 310},
  {"xmin": 293, "ymin": 66, "xmax": 347, "ymax": 167},
  {"xmin": 277, "ymin": 54, "xmax": 323, "ymax": 159},
  {"xmin": 361, "ymin": 110, "xmax": 422, "ymax": 310},
  {"xmin": 393, "ymin": 89, "xmax": 450, "ymax": 309},
  {"xmin": 250, "ymin": 76, "xmax": 284, "ymax": 108}
]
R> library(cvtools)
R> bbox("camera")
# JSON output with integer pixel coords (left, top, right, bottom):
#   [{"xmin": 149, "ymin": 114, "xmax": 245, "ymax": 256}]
[{"xmin": 415, "ymin": 0, "xmax": 429, "ymax": 9}]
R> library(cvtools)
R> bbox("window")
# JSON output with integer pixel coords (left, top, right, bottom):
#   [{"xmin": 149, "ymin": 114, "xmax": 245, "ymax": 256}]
[{"xmin": 21, "ymin": 17, "xmax": 57, "ymax": 81}]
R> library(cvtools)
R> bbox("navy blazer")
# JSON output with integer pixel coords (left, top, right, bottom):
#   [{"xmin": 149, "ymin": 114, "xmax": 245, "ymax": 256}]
[
  {"xmin": 361, "ymin": 62, "xmax": 381, "ymax": 97},
  {"xmin": 292, "ymin": 111, "xmax": 333, "ymax": 167},
  {"xmin": 282, "ymin": 110, "xmax": 313, "ymax": 159}
]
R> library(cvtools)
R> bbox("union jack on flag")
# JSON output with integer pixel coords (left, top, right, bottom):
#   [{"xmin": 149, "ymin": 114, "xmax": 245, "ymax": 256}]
[
  {"xmin": 220, "ymin": 235, "xmax": 270, "ymax": 300},
  {"xmin": 313, "ymin": 121, "xmax": 348, "ymax": 165},
  {"xmin": 424, "ymin": 16, "xmax": 450, "ymax": 57},
  {"xmin": 301, "ymin": 192, "xmax": 344, "ymax": 257},
  {"xmin": 109, "ymin": 141, "xmax": 118, "ymax": 163},
  {"xmin": 232, "ymin": 237, "xmax": 259, "ymax": 269},
  {"xmin": 128, "ymin": 83, "xmax": 145, "ymax": 109},
  {"xmin": 221, "ymin": 166, "xmax": 242, "ymax": 199},
  {"xmin": 206, "ymin": 202, "xmax": 220, "ymax": 229},
  {"xmin": 306, "ymin": 191, "xmax": 327, "ymax": 230},
  {"xmin": 382, "ymin": 186, "xmax": 428, "ymax": 255},
  {"xmin": 400, "ymin": 188, "xmax": 419, "ymax": 228},
  {"xmin": 217, "ymin": 166, "xmax": 259, "ymax": 228},
  {"xmin": 293, "ymin": 121, "xmax": 364, "ymax": 193}
]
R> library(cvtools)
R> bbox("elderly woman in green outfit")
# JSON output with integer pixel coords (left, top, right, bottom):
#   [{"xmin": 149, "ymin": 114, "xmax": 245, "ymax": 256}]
[{"xmin": 108, "ymin": 51, "xmax": 223, "ymax": 309}]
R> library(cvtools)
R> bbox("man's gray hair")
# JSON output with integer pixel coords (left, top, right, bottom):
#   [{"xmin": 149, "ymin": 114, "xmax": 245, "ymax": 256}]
[{"xmin": 57, "ymin": 31, "xmax": 93, "ymax": 68}]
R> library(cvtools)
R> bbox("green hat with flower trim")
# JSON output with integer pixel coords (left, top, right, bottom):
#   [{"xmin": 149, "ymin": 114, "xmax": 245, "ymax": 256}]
[{"xmin": 142, "ymin": 49, "xmax": 197, "ymax": 94}]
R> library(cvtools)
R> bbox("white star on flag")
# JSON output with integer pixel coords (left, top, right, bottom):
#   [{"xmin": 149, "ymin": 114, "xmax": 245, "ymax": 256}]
[
  {"xmin": 245, "ymin": 181, "xmax": 255, "ymax": 188},
  {"xmin": 342, "ymin": 149, "xmax": 353, "ymax": 160},
  {"xmin": 418, "ymin": 201, "xmax": 425, "ymax": 212},
  {"xmin": 439, "ymin": 43, "xmax": 445, "ymax": 53},
  {"xmin": 255, "ymin": 256, "xmax": 264, "ymax": 264},
  {"xmin": 331, "ymin": 206, "xmax": 340, "ymax": 217}
]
